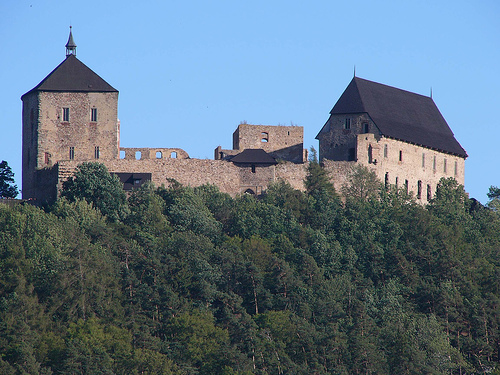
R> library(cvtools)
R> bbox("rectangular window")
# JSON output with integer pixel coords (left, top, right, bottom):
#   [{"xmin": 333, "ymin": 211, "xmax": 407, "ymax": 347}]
[
  {"xmin": 63, "ymin": 107, "xmax": 70, "ymax": 122},
  {"xmin": 427, "ymin": 184, "xmax": 432, "ymax": 201},
  {"xmin": 454, "ymin": 161, "xmax": 458, "ymax": 176},
  {"xmin": 363, "ymin": 123, "xmax": 369, "ymax": 133},
  {"xmin": 344, "ymin": 118, "xmax": 351, "ymax": 130},
  {"xmin": 399, "ymin": 150, "xmax": 403, "ymax": 162},
  {"xmin": 422, "ymin": 153, "xmax": 425, "ymax": 168},
  {"xmin": 433, "ymin": 156, "xmax": 436, "ymax": 171},
  {"xmin": 417, "ymin": 180, "xmax": 422, "ymax": 199},
  {"xmin": 444, "ymin": 158, "xmax": 447, "ymax": 173},
  {"xmin": 44, "ymin": 152, "xmax": 49, "ymax": 164},
  {"xmin": 251, "ymin": 165, "xmax": 256, "ymax": 173},
  {"xmin": 384, "ymin": 144, "xmax": 388, "ymax": 158},
  {"xmin": 91, "ymin": 108, "xmax": 98, "ymax": 122},
  {"xmin": 69, "ymin": 147, "xmax": 74, "ymax": 160},
  {"xmin": 405, "ymin": 180, "xmax": 409, "ymax": 194},
  {"xmin": 94, "ymin": 146, "xmax": 100, "ymax": 159}
]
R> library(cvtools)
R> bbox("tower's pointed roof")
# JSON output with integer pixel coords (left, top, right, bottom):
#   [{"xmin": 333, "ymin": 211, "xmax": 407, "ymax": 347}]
[
  {"xmin": 65, "ymin": 26, "xmax": 77, "ymax": 48},
  {"xmin": 21, "ymin": 54, "xmax": 117, "ymax": 99},
  {"xmin": 316, "ymin": 77, "xmax": 467, "ymax": 158}
]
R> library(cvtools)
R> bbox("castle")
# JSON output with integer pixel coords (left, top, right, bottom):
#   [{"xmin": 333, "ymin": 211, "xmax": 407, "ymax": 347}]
[{"xmin": 21, "ymin": 29, "xmax": 467, "ymax": 204}]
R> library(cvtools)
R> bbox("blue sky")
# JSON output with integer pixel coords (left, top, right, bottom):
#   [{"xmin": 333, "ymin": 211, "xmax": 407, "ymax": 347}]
[{"xmin": 1, "ymin": 0, "xmax": 499, "ymax": 203}]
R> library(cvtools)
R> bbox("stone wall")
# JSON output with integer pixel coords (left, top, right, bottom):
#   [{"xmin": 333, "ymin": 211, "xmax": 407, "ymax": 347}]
[
  {"xmin": 22, "ymin": 90, "xmax": 119, "ymax": 199},
  {"xmin": 355, "ymin": 133, "xmax": 465, "ymax": 202},
  {"xmin": 219, "ymin": 124, "xmax": 307, "ymax": 163}
]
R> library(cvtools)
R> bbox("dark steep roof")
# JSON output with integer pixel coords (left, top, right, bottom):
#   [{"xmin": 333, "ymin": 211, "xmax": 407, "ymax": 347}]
[
  {"xmin": 317, "ymin": 77, "xmax": 467, "ymax": 158},
  {"xmin": 22, "ymin": 54, "xmax": 117, "ymax": 98},
  {"xmin": 230, "ymin": 149, "xmax": 277, "ymax": 164}
]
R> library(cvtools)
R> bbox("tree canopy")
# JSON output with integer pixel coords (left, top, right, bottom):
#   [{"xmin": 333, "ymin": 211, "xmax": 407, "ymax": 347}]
[
  {"xmin": 0, "ymin": 160, "xmax": 18, "ymax": 198},
  {"xmin": 0, "ymin": 164, "xmax": 499, "ymax": 374}
]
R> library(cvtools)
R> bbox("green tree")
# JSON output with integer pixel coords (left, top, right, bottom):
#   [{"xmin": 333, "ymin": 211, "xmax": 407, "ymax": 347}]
[
  {"xmin": 304, "ymin": 147, "xmax": 336, "ymax": 197},
  {"xmin": 61, "ymin": 162, "xmax": 128, "ymax": 221},
  {"xmin": 0, "ymin": 160, "xmax": 18, "ymax": 198},
  {"xmin": 341, "ymin": 164, "xmax": 382, "ymax": 201}
]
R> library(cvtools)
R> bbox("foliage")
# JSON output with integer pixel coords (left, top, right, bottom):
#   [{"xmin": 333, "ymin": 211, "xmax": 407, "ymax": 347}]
[
  {"xmin": 0, "ymin": 177, "xmax": 499, "ymax": 374},
  {"xmin": 0, "ymin": 160, "xmax": 18, "ymax": 198},
  {"xmin": 61, "ymin": 162, "xmax": 128, "ymax": 221}
]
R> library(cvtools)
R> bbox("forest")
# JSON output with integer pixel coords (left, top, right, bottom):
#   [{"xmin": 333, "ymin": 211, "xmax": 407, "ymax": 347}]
[{"xmin": 1, "ymin": 161, "xmax": 500, "ymax": 374}]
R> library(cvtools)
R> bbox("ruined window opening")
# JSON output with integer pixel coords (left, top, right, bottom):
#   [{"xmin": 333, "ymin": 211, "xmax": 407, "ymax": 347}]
[
  {"xmin": 433, "ymin": 156, "xmax": 436, "ymax": 171},
  {"xmin": 427, "ymin": 184, "xmax": 432, "ymax": 201},
  {"xmin": 156, "ymin": 151, "xmax": 162, "ymax": 159},
  {"xmin": 399, "ymin": 150, "xmax": 403, "ymax": 162},
  {"xmin": 363, "ymin": 123, "xmax": 369, "ymax": 133},
  {"xmin": 63, "ymin": 107, "xmax": 70, "ymax": 122},
  {"xmin": 44, "ymin": 152, "xmax": 49, "ymax": 165},
  {"xmin": 120, "ymin": 150, "xmax": 125, "ymax": 159},
  {"xmin": 91, "ymin": 108, "xmax": 97, "ymax": 122},
  {"xmin": 251, "ymin": 165, "xmax": 256, "ymax": 173},
  {"xmin": 385, "ymin": 172, "xmax": 389, "ymax": 188},
  {"xmin": 94, "ymin": 146, "xmax": 100, "ymax": 159},
  {"xmin": 244, "ymin": 188, "xmax": 255, "ymax": 195},
  {"xmin": 344, "ymin": 118, "xmax": 351, "ymax": 130},
  {"xmin": 405, "ymin": 179, "xmax": 409, "ymax": 194},
  {"xmin": 261, "ymin": 132, "xmax": 269, "ymax": 142},
  {"xmin": 384, "ymin": 144, "xmax": 388, "ymax": 158},
  {"xmin": 348, "ymin": 148, "xmax": 355, "ymax": 161},
  {"xmin": 443, "ymin": 158, "xmax": 447, "ymax": 173},
  {"xmin": 417, "ymin": 180, "xmax": 422, "ymax": 199},
  {"xmin": 135, "ymin": 151, "xmax": 141, "ymax": 160},
  {"xmin": 69, "ymin": 147, "xmax": 74, "ymax": 160},
  {"xmin": 171, "ymin": 151, "xmax": 177, "ymax": 159},
  {"xmin": 422, "ymin": 153, "xmax": 425, "ymax": 168}
]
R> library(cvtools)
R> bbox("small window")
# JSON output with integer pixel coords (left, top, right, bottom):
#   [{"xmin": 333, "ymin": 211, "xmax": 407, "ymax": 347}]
[
  {"xmin": 244, "ymin": 188, "xmax": 255, "ymax": 195},
  {"xmin": 433, "ymin": 156, "xmax": 436, "ymax": 171},
  {"xmin": 384, "ymin": 144, "xmax": 388, "ymax": 158},
  {"xmin": 405, "ymin": 179, "xmax": 409, "ymax": 194},
  {"xmin": 44, "ymin": 152, "xmax": 50, "ymax": 164},
  {"xmin": 261, "ymin": 132, "xmax": 269, "ymax": 142},
  {"xmin": 94, "ymin": 146, "xmax": 100, "ymax": 159},
  {"xmin": 427, "ymin": 184, "xmax": 432, "ymax": 201},
  {"xmin": 363, "ymin": 123, "xmax": 369, "ymax": 133},
  {"xmin": 422, "ymin": 153, "xmax": 425, "ymax": 168},
  {"xmin": 156, "ymin": 151, "xmax": 162, "ymax": 159},
  {"xmin": 368, "ymin": 145, "xmax": 373, "ymax": 163},
  {"xmin": 135, "ymin": 151, "xmax": 141, "ymax": 160},
  {"xmin": 91, "ymin": 108, "xmax": 97, "ymax": 122},
  {"xmin": 385, "ymin": 172, "xmax": 389, "ymax": 188},
  {"xmin": 417, "ymin": 180, "xmax": 422, "ymax": 199},
  {"xmin": 251, "ymin": 165, "xmax": 256, "ymax": 173},
  {"xmin": 120, "ymin": 150, "xmax": 125, "ymax": 159},
  {"xmin": 344, "ymin": 118, "xmax": 351, "ymax": 130},
  {"xmin": 395, "ymin": 177, "xmax": 398, "ymax": 188},
  {"xmin": 63, "ymin": 107, "xmax": 70, "ymax": 122},
  {"xmin": 454, "ymin": 161, "xmax": 458, "ymax": 176},
  {"xmin": 399, "ymin": 150, "xmax": 403, "ymax": 162},
  {"xmin": 69, "ymin": 147, "xmax": 75, "ymax": 160},
  {"xmin": 171, "ymin": 151, "xmax": 177, "ymax": 159},
  {"xmin": 443, "ymin": 158, "xmax": 447, "ymax": 173}
]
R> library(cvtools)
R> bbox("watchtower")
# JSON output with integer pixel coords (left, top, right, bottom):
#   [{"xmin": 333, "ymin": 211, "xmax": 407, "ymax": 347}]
[{"xmin": 21, "ymin": 27, "xmax": 119, "ymax": 201}]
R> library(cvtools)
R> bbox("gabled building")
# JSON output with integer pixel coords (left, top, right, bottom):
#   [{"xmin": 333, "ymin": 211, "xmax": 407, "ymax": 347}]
[{"xmin": 316, "ymin": 77, "xmax": 467, "ymax": 201}]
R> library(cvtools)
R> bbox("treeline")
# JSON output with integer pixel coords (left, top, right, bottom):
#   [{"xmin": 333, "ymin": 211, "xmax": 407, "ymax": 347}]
[{"xmin": 1, "ymin": 162, "xmax": 500, "ymax": 374}]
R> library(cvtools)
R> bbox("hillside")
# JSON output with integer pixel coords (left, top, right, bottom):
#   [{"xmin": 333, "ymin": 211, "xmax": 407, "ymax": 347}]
[{"xmin": 0, "ymin": 164, "xmax": 499, "ymax": 374}]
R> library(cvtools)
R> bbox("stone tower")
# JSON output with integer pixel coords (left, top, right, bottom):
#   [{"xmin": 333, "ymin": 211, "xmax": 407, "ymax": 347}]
[{"xmin": 21, "ymin": 27, "xmax": 119, "ymax": 202}]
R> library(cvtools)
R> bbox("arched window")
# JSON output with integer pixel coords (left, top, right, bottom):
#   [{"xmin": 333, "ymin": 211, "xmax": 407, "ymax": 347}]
[
  {"xmin": 244, "ymin": 188, "xmax": 255, "ymax": 195},
  {"xmin": 156, "ymin": 151, "xmax": 162, "ymax": 159},
  {"xmin": 261, "ymin": 132, "xmax": 269, "ymax": 142},
  {"xmin": 171, "ymin": 151, "xmax": 177, "ymax": 159}
]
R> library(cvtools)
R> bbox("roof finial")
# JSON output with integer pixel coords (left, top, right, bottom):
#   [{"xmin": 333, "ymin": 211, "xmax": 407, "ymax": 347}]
[
  {"xmin": 430, "ymin": 87, "xmax": 433, "ymax": 99},
  {"xmin": 65, "ymin": 26, "xmax": 77, "ymax": 57},
  {"xmin": 354, "ymin": 65, "xmax": 356, "ymax": 77}
]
